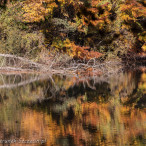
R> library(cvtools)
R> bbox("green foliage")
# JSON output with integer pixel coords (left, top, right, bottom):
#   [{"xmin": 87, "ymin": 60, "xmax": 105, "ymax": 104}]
[
  {"xmin": 0, "ymin": 3, "xmax": 44, "ymax": 58},
  {"xmin": 52, "ymin": 18, "xmax": 77, "ymax": 32}
]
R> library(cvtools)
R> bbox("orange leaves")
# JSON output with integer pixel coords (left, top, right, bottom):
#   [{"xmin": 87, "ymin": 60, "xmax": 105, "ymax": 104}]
[
  {"xmin": 61, "ymin": 38, "xmax": 102, "ymax": 60},
  {"xmin": 51, "ymin": 38, "xmax": 102, "ymax": 60},
  {"xmin": 90, "ymin": 19, "xmax": 105, "ymax": 29},
  {"xmin": 86, "ymin": 1, "xmax": 111, "ymax": 29},
  {"xmin": 90, "ymin": 0, "xmax": 100, "ymax": 7},
  {"xmin": 70, "ymin": 43, "xmax": 102, "ymax": 60},
  {"xmin": 22, "ymin": 0, "xmax": 112, "ymax": 29},
  {"xmin": 20, "ymin": 0, "xmax": 145, "ymax": 57},
  {"xmin": 119, "ymin": 0, "xmax": 146, "ymax": 52},
  {"xmin": 120, "ymin": 0, "xmax": 146, "ymax": 23}
]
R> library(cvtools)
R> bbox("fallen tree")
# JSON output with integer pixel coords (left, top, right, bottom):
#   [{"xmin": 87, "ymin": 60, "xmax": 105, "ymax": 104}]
[{"xmin": 0, "ymin": 53, "xmax": 124, "ymax": 76}]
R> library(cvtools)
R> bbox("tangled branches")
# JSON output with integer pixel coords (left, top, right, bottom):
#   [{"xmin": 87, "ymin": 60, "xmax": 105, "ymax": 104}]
[
  {"xmin": 0, "ymin": 53, "xmax": 49, "ymax": 73},
  {"xmin": 0, "ymin": 53, "xmax": 124, "ymax": 77}
]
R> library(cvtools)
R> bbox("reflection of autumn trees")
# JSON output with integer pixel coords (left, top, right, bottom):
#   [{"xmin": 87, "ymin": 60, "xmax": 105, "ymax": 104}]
[
  {"xmin": 122, "ymin": 72, "xmax": 146, "ymax": 108},
  {"xmin": 37, "ymin": 70, "xmax": 145, "ymax": 145},
  {"xmin": 12, "ymin": 97, "xmax": 146, "ymax": 145},
  {"xmin": 138, "ymin": 72, "xmax": 146, "ymax": 92},
  {"xmin": 1, "ymin": 100, "xmax": 144, "ymax": 145},
  {"xmin": 0, "ymin": 70, "xmax": 145, "ymax": 145}
]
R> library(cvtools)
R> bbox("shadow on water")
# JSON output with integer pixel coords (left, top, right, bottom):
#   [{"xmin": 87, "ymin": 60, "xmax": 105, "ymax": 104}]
[{"xmin": 0, "ymin": 67, "xmax": 145, "ymax": 145}]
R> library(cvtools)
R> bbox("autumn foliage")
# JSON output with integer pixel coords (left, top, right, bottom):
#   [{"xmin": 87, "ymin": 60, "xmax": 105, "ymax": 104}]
[{"xmin": 0, "ymin": 0, "xmax": 145, "ymax": 60}]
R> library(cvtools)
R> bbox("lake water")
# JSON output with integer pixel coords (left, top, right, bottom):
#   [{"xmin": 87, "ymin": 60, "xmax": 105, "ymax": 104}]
[{"xmin": 0, "ymin": 67, "xmax": 145, "ymax": 146}]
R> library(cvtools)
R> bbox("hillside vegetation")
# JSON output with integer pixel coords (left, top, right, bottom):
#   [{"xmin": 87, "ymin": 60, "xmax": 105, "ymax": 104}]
[{"xmin": 0, "ymin": 0, "xmax": 145, "ymax": 62}]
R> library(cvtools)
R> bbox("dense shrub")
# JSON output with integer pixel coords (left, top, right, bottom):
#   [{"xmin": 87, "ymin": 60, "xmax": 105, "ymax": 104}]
[
  {"xmin": 0, "ymin": 2, "xmax": 44, "ymax": 58},
  {"xmin": 0, "ymin": 0, "xmax": 145, "ymax": 60}
]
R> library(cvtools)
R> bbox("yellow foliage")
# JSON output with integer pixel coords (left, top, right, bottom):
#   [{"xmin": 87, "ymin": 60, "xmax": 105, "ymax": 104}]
[
  {"xmin": 22, "ymin": 0, "xmax": 57, "ymax": 22},
  {"xmin": 51, "ymin": 38, "xmax": 102, "ymax": 60},
  {"xmin": 142, "ymin": 44, "xmax": 146, "ymax": 52},
  {"xmin": 138, "ymin": 73, "xmax": 146, "ymax": 92}
]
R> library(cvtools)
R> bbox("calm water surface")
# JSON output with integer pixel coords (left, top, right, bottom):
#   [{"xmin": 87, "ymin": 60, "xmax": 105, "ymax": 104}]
[{"xmin": 0, "ymin": 68, "xmax": 145, "ymax": 146}]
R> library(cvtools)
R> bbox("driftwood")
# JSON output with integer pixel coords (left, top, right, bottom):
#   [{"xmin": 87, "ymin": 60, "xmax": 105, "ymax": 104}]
[
  {"xmin": 0, "ymin": 53, "xmax": 124, "ymax": 93},
  {"xmin": 0, "ymin": 53, "xmax": 124, "ymax": 90},
  {"xmin": 0, "ymin": 53, "xmax": 123, "ymax": 75},
  {"xmin": 0, "ymin": 53, "xmax": 48, "ymax": 72}
]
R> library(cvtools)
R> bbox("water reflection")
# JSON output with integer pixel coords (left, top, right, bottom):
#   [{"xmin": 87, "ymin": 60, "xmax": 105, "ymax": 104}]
[{"xmin": 0, "ymin": 69, "xmax": 145, "ymax": 145}]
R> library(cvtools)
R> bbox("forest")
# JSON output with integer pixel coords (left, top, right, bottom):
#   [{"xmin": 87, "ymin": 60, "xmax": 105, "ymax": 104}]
[
  {"xmin": 0, "ymin": 0, "xmax": 145, "ymax": 71},
  {"xmin": 0, "ymin": 1, "xmax": 145, "ymax": 145}
]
